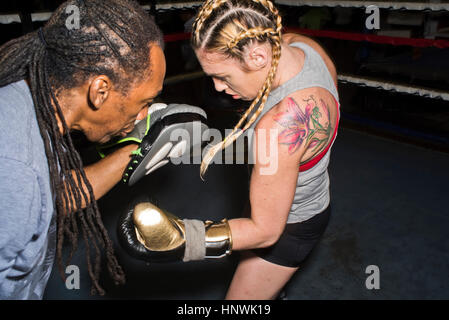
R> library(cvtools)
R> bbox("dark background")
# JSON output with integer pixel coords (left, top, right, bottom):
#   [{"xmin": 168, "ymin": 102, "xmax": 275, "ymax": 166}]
[{"xmin": 1, "ymin": 1, "xmax": 448, "ymax": 152}]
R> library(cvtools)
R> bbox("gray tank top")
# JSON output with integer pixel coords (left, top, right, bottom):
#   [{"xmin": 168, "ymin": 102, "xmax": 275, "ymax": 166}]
[{"xmin": 248, "ymin": 42, "xmax": 340, "ymax": 223}]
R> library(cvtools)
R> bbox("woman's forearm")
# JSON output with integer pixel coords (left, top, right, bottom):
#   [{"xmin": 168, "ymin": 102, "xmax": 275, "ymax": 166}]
[{"xmin": 228, "ymin": 217, "xmax": 280, "ymax": 251}]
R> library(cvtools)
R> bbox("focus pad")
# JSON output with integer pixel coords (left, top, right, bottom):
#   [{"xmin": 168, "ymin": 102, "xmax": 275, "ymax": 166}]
[{"xmin": 123, "ymin": 105, "xmax": 208, "ymax": 186}]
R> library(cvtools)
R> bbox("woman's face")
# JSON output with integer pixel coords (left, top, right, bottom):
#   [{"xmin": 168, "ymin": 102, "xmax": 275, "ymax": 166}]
[{"xmin": 195, "ymin": 48, "xmax": 268, "ymax": 101}]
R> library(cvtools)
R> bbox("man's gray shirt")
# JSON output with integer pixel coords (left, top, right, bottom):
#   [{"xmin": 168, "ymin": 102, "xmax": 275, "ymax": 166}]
[{"xmin": 0, "ymin": 80, "xmax": 56, "ymax": 299}]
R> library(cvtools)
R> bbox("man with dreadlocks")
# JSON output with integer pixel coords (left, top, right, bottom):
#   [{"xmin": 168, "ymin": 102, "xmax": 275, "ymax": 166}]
[
  {"xmin": 0, "ymin": 0, "xmax": 207, "ymax": 299},
  {"xmin": 119, "ymin": 0, "xmax": 340, "ymax": 300}
]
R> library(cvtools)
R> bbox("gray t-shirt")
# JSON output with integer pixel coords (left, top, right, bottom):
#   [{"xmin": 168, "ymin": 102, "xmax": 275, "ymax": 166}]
[{"xmin": 0, "ymin": 80, "xmax": 56, "ymax": 299}]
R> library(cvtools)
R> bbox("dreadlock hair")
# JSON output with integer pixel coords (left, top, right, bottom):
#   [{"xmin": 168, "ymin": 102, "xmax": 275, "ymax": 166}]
[
  {"xmin": 191, "ymin": 0, "xmax": 283, "ymax": 178},
  {"xmin": 0, "ymin": 0, "xmax": 163, "ymax": 295}
]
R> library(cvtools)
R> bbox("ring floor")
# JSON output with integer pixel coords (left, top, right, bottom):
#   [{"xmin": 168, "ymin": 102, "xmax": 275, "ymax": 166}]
[{"xmin": 43, "ymin": 127, "xmax": 449, "ymax": 300}]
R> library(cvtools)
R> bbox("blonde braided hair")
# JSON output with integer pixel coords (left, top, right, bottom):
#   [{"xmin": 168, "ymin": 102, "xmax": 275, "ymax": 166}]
[
  {"xmin": 192, "ymin": 0, "xmax": 283, "ymax": 178},
  {"xmin": 192, "ymin": 0, "xmax": 228, "ymax": 44}
]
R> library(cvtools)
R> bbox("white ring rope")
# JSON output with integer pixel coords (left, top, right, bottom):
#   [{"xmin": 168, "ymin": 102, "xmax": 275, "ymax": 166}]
[
  {"xmin": 0, "ymin": 12, "xmax": 51, "ymax": 25},
  {"xmin": 0, "ymin": 2, "xmax": 204, "ymax": 25},
  {"xmin": 274, "ymin": 0, "xmax": 449, "ymax": 12},
  {"xmin": 142, "ymin": 1, "xmax": 203, "ymax": 11},
  {"xmin": 165, "ymin": 70, "xmax": 449, "ymax": 101},
  {"xmin": 1, "ymin": 1, "xmax": 448, "ymax": 24},
  {"xmin": 338, "ymin": 74, "xmax": 449, "ymax": 101}
]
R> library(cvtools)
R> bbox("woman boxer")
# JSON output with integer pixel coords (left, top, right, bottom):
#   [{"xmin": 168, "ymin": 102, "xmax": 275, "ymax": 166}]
[{"xmin": 119, "ymin": 0, "xmax": 339, "ymax": 300}]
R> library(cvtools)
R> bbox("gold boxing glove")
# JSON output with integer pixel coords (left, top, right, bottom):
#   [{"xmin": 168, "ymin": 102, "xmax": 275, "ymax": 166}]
[{"xmin": 119, "ymin": 202, "xmax": 232, "ymax": 262}]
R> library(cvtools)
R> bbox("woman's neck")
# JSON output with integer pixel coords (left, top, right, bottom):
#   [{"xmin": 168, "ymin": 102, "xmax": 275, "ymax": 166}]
[{"xmin": 271, "ymin": 42, "xmax": 305, "ymax": 90}]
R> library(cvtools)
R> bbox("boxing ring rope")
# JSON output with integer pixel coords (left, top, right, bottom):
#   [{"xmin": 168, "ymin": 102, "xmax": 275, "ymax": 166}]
[
  {"xmin": 275, "ymin": 0, "xmax": 449, "ymax": 12},
  {"xmin": 161, "ymin": 27, "xmax": 449, "ymax": 101},
  {"xmin": 142, "ymin": 1, "xmax": 203, "ymax": 11},
  {"xmin": 284, "ymin": 27, "xmax": 449, "ymax": 49},
  {"xmin": 1, "ymin": 1, "xmax": 448, "ymax": 24},
  {"xmin": 0, "ymin": 1, "xmax": 448, "ymax": 101},
  {"xmin": 0, "ymin": 12, "xmax": 51, "ymax": 25},
  {"xmin": 337, "ymin": 74, "xmax": 449, "ymax": 101},
  {"xmin": 163, "ymin": 70, "xmax": 449, "ymax": 102},
  {"xmin": 0, "ymin": 2, "xmax": 204, "ymax": 24}
]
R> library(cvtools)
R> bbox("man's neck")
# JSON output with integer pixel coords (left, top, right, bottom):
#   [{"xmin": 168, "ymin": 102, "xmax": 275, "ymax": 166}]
[{"xmin": 25, "ymin": 77, "xmax": 82, "ymax": 134}]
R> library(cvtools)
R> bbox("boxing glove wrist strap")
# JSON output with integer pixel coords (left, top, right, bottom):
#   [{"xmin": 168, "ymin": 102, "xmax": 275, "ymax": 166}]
[
  {"xmin": 183, "ymin": 219, "xmax": 206, "ymax": 262},
  {"xmin": 182, "ymin": 218, "xmax": 233, "ymax": 261}
]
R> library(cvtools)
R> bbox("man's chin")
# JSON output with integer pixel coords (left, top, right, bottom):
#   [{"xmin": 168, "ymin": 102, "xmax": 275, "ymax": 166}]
[{"xmin": 97, "ymin": 135, "xmax": 113, "ymax": 144}]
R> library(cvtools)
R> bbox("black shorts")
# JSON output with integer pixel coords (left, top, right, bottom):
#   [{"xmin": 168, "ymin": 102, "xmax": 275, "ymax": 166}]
[{"xmin": 252, "ymin": 205, "xmax": 331, "ymax": 268}]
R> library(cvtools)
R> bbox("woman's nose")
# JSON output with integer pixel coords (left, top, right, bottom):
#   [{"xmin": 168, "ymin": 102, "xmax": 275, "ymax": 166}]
[{"xmin": 213, "ymin": 78, "xmax": 228, "ymax": 92}]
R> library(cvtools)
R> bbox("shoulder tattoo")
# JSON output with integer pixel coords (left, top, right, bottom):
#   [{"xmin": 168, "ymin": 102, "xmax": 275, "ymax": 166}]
[{"xmin": 273, "ymin": 96, "xmax": 333, "ymax": 155}]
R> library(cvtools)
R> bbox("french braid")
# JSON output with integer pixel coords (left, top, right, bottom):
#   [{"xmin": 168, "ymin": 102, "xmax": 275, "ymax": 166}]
[{"xmin": 191, "ymin": 0, "xmax": 283, "ymax": 177}]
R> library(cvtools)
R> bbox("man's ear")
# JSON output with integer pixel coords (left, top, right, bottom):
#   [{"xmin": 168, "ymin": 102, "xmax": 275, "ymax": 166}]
[
  {"xmin": 245, "ymin": 45, "xmax": 270, "ymax": 71},
  {"xmin": 88, "ymin": 75, "xmax": 112, "ymax": 110}
]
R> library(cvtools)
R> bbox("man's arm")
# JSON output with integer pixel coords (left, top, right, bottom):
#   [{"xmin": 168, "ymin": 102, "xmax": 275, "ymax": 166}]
[
  {"xmin": 70, "ymin": 144, "xmax": 138, "ymax": 210},
  {"xmin": 83, "ymin": 144, "xmax": 137, "ymax": 200}
]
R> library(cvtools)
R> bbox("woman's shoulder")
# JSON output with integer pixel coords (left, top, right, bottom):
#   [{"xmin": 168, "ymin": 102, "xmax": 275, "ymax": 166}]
[
  {"xmin": 255, "ymin": 87, "xmax": 338, "ymax": 163},
  {"xmin": 282, "ymin": 33, "xmax": 337, "ymax": 84},
  {"xmin": 258, "ymin": 87, "xmax": 336, "ymax": 128}
]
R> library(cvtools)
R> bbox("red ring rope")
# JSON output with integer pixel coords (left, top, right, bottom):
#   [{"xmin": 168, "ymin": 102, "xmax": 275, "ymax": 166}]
[{"xmin": 163, "ymin": 28, "xmax": 449, "ymax": 49}]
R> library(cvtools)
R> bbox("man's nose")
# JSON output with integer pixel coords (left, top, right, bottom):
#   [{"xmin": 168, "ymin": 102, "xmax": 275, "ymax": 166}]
[
  {"xmin": 136, "ymin": 106, "xmax": 149, "ymax": 121},
  {"xmin": 213, "ymin": 78, "xmax": 228, "ymax": 92}
]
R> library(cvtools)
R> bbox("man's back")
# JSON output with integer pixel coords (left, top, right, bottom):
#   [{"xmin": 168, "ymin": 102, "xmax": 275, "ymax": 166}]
[{"xmin": 0, "ymin": 80, "xmax": 56, "ymax": 299}]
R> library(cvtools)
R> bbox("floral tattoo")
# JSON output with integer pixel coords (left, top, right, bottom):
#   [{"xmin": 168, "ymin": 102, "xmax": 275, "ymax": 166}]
[{"xmin": 274, "ymin": 96, "xmax": 333, "ymax": 154}]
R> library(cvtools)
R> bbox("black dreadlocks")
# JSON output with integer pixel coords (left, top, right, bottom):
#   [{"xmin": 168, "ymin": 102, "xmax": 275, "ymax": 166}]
[{"xmin": 0, "ymin": 0, "xmax": 163, "ymax": 295}]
